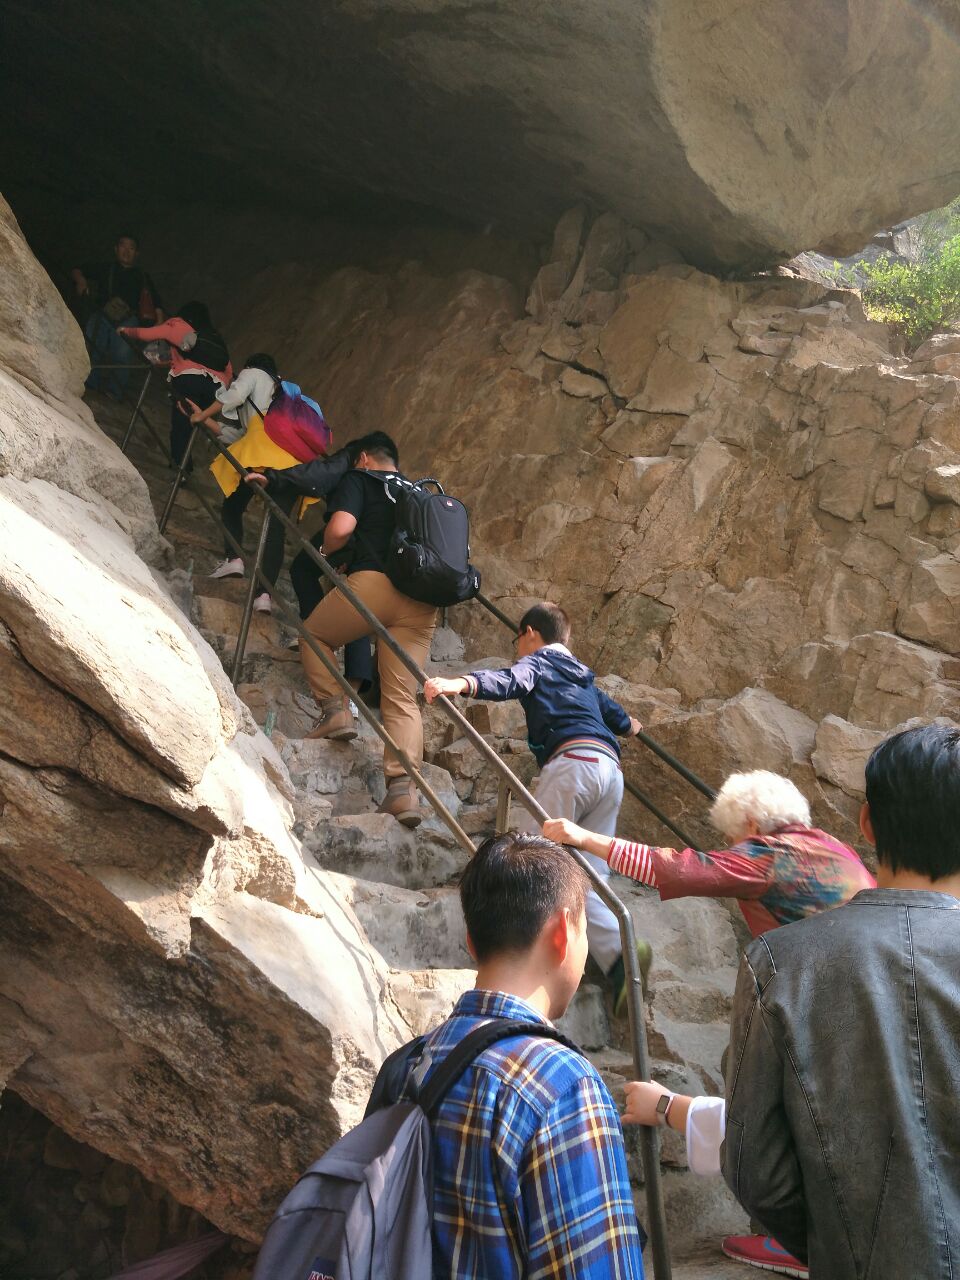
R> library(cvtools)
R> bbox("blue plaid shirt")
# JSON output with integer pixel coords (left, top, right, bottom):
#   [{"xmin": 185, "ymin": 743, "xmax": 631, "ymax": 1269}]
[{"xmin": 412, "ymin": 988, "xmax": 645, "ymax": 1279}]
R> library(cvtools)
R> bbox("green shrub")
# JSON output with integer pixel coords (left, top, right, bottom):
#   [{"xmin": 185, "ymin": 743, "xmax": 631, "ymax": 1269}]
[{"xmin": 859, "ymin": 231, "xmax": 960, "ymax": 347}]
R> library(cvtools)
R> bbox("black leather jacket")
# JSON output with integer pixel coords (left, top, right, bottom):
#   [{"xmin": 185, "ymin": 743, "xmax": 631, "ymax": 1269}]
[{"xmin": 723, "ymin": 888, "xmax": 960, "ymax": 1280}]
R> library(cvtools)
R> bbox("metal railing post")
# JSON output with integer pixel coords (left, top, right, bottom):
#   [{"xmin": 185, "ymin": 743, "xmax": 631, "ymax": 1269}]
[
  {"xmin": 474, "ymin": 589, "xmax": 521, "ymax": 633},
  {"xmin": 495, "ymin": 777, "xmax": 512, "ymax": 834},
  {"xmin": 159, "ymin": 423, "xmax": 199, "ymax": 534},
  {"xmin": 230, "ymin": 508, "xmax": 270, "ymax": 686},
  {"xmin": 120, "ymin": 367, "xmax": 153, "ymax": 454},
  {"xmin": 633, "ymin": 729, "xmax": 717, "ymax": 800}
]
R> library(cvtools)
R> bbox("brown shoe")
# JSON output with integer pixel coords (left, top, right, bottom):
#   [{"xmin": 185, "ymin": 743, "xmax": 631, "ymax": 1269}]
[
  {"xmin": 379, "ymin": 777, "xmax": 422, "ymax": 828},
  {"xmin": 305, "ymin": 697, "xmax": 357, "ymax": 742}
]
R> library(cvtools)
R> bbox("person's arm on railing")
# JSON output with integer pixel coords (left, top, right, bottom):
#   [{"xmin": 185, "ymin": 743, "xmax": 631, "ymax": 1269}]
[
  {"xmin": 623, "ymin": 1082, "xmax": 725, "ymax": 1177},
  {"xmin": 541, "ymin": 818, "xmax": 772, "ymax": 900},
  {"xmin": 423, "ymin": 676, "xmax": 470, "ymax": 702},
  {"xmin": 185, "ymin": 398, "xmax": 228, "ymax": 434},
  {"xmin": 596, "ymin": 688, "xmax": 642, "ymax": 738},
  {"xmin": 118, "ymin": 318, "xmax": 185, "ymax": 345},
  {"xmin": 246, "ymin": 447, "xmax": 354, "ymax": 499},
  {"xmin": 425, "ymin": 656, "xmax": 541, "ymax": 704}
]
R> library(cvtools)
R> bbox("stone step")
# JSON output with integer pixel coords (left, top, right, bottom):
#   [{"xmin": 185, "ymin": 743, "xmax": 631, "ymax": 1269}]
[{"xmin": 303, "ymin": 804, "xmax": 470, "ymax": 890}]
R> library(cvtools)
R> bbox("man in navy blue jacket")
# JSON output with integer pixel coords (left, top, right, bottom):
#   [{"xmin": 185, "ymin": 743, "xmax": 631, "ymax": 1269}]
[{"xmin": 424, "ymin": 601, "xmax": 644, "ymax": 1012}]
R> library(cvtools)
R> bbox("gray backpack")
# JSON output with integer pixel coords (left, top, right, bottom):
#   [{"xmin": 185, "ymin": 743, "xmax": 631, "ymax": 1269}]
[{"xmin": 251, "ymin": 1018, "xmax": 579, "ymax": 1280}]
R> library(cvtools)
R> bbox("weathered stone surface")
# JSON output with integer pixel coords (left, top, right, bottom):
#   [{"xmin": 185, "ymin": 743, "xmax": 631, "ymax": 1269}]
[
  {"xmin": 924, "ymin": 463, "xmax": 960, "ymax": 505},
  {"xmin": 897, "ymin": 553, "xmax": 960, "ymax": 655},
  {"xmin": 913, "ymin": 334, "xmax": 960, "ymax": 362},
  {"xmin": 811, "ymin": 715, "xmax": 885, "ymax": 797},
  {"xmin": 0, "ymin": 211, "xmax": 410, "ymax": 1243},
  {"xmin": 560, "ymin": 366, "xmax": 607, "ymax": 399},
  {"xmin": 11, "ymin": 7, "xmax": 960, "ymax": 269}
]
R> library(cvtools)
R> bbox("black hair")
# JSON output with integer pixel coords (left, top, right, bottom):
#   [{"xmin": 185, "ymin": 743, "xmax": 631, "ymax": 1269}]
[
  {"xmin": 243, "ymin": 352, "xmax": 282, "ymax": 403},
  {"xmin": 518, "ymin": 601, "xmax": 571, "ymax": 646},
  {"xmin": 459, "ymin": 831, "xmax": 587, "ymax": 962},
  {"xmin": 114, "ymin": 233, "xmax": 139, "ymax": 248},
  {"xmin": 244, "ymin": 352, "xmax": 278, "ymax": 378},
  {"xmin": 177, "ymin": 301, "xmax": 212, "ymax": 330},
  {"xmin": 865, "ymin": 724, "xmax": 960, "ymax": 879},
  {"xmin": 350, "ymin": 431, "xmax": 399, "ymax": 467}
]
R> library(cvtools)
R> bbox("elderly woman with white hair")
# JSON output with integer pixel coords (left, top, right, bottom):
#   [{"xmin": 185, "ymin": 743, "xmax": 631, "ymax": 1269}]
[
  {"xmin": 543, "ymin": 768, "xmax": 874, "ymax": 939},
  {"xmin": 546, "ymin": 770, "xmax": 875, "ymax": 1278}
]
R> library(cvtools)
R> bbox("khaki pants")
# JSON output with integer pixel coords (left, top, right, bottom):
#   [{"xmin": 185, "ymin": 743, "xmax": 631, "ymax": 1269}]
[{"xmin": 301, "ymin": 570, "xmax": 437, "ymax": 779}]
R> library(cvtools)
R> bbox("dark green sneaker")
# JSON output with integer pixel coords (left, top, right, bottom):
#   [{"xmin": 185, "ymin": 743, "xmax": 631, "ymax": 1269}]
[{"xmin": 608, "ymin": 940, "xmax": 653, "ymax": 1019}]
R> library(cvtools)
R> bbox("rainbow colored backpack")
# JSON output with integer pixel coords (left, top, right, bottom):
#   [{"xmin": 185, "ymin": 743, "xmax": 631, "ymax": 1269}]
[{"xmin": 263, "ymin": 380, "xmax": 333, "ymax": 462}]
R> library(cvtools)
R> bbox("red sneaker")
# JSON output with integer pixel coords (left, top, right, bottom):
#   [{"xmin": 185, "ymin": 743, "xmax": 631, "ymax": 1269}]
[{"xmin": 721, "ymin": 1235, "xmax": 808, "ymax": 1277}]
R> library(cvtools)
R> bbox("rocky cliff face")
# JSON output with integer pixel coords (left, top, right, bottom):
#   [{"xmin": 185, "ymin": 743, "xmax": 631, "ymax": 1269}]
[
  {"xmin": 6, "ymin": 173, "xmax": 960, "ymax": 1271},
  {"xmin": 0, "ymin": 196, "xmax": 407, "ymax": 1240},
  {"xmin": 5, "ymin": 0, "xmax": 960, "ymax": 267},
  {"xmin": 188, "ymin": 202, "xmax": 960, "ymax": 849}
]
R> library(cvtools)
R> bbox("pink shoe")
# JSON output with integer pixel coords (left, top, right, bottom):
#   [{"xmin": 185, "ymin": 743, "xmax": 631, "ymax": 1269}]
[{"xmin": 721, "ymin": 1235, "xmax": 808, "ymax": 1277}]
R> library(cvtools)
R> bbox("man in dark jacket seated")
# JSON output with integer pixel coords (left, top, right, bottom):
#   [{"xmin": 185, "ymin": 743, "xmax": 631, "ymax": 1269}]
[
  {"xmin": 71, "ymin": 233, "xmax": 163, "ymax": 398},
  {"xmin": 723, "ymin": 722, "xmax": 960, "ymax": 1280}
]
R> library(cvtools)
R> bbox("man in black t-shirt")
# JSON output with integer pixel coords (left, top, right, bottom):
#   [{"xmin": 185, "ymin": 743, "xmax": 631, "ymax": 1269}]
[
  {"xmin": 71, "ymin": 233, "xmax": 163, "ymax": 398},
  {"xmin": 298, "ymin": 431, "xmax": 437, "ymax": 827}
]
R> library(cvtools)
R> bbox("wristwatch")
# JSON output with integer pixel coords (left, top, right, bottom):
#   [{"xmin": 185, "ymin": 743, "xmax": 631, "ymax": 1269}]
[{"xmin": 655, "ymin": 1091, "xmax": 675, "ymax": 1127}]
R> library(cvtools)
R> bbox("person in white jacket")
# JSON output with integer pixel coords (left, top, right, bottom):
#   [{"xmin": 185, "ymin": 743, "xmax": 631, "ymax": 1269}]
[
  {"xmin": 623, "ymin": 1083, "xmax": 808, "ymax": 1277},
  {"xmin": 623, "ymin": 1079, "xmax": 726, "ymax": 1176}
]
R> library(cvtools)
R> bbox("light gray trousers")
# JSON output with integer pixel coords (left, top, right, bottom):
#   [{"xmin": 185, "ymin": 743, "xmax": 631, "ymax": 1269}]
[{"xmin": 516, "ymin": 748, "xmax": 624, "ymax": 972}]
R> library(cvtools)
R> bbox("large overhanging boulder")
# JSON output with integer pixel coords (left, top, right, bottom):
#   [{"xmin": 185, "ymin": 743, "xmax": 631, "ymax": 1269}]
[{"xmin": 4, "ymin": 0, "xmax": 960, "ymax": 268}]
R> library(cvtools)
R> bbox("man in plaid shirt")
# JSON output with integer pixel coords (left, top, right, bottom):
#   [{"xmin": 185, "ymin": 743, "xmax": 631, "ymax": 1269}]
[{"xmin": 410, "ymin": 831, "xmax": 645, "ymax": 1279}]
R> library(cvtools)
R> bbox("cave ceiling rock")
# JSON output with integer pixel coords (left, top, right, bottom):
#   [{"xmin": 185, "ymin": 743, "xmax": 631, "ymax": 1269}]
[{"xmin": 6, "ymin": 2, "xmax": 960, "ymax": 267}]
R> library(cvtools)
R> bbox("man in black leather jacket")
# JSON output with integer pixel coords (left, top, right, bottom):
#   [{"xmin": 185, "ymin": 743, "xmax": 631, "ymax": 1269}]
[{"xmin": 723, "ymin": 723, "xmax": 960, "ymax": 1279}]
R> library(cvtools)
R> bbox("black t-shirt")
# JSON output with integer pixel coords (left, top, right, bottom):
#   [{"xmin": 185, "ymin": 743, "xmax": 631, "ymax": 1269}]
[
  {"xmin": 82, "ymin": 260, "xmax": 162, "ymax": 313},
  {"xmin": 327, "ymin": 469, "xmax": 401, "ymax": 573}
]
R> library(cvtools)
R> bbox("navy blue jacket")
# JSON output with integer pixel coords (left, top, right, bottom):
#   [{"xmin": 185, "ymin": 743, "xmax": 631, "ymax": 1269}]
[{"xmin": 465, "ymin": 645, "xmax": 632, "ymax": 767}]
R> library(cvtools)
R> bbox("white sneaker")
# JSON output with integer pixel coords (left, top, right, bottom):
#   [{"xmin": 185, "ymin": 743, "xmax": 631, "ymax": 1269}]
[
  {"xmin": 253, "ymin": 593, "xmax": 272, "ymax": 614},
  {"xmin": 349, "ymin": 700, "xmax": 360, "ymax": 721},
  {"xmin": 209, "ymin": 557, "xmax": 244, "ymax": 579}
]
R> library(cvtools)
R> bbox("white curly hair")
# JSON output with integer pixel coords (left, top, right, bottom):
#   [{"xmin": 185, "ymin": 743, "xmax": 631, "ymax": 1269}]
[{"xmin": 709, "ymin": 770, "xmax": 811, "ymax": 841}]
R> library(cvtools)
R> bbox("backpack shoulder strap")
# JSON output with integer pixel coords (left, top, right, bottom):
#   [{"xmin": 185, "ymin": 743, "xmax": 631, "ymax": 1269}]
[
  {"xmin": 417, "ymin": 1018, "xmax": 582, "ymax": 1117},
  {"xmin": 364, "ymin": 1034, "xmax": 427, "ymax": 1118},
  {"xmin": 353, "ymin": 467, "xmax": 413, "ymax": 499}
]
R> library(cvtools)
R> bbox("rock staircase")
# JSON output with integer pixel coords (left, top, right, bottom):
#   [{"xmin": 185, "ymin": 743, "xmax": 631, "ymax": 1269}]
[{"xmin": 92, "ymin": 385, "xmax": 753, "ymax": 1277}]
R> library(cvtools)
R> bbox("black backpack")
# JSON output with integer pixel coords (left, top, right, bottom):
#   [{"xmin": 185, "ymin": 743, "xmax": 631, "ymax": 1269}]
[
  {"xmin": 358, "ymin": 472, "xmax": 480, "ymax": 608},
  {"xmin": 251, "ymin": 1019, "xmax": 580, "ymax": 1280},
  {"xmin": 179, "ymin": 326, "xmax": 231, "ymax": 373}
]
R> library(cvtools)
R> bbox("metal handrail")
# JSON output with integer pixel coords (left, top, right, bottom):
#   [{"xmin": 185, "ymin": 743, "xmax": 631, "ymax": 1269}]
[
  {"xmin": 147, "ymin": 415, "xmax": 673, "ymax": 1277},
  {"xmin": 84, "ymin": 346, "xmax": 157, "ymax": 456}
]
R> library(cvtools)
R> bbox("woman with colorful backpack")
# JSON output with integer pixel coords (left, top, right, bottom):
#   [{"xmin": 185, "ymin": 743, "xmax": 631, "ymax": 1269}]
[
  {"xmin": 189, "ymin": 353, "xmax": 332, "ymax": 615},
  {"xmin": 120, "ymin": 301, "xmax": 232, "ymax": 467}
]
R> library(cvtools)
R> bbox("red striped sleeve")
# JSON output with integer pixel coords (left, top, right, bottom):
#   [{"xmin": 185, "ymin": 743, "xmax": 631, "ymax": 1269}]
[{"xmin": 608, "ymin": 839, "xmax": 658, "ymax": 888}]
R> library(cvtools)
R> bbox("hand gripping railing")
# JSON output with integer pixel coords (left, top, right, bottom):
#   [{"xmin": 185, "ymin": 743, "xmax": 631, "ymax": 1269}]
[
  {"xmin": 146, "ymin": 420, "xmax": 673, "ymax": 1277},
  {"xmin": 474, "ymin": 593, "xmax": 718, "ymax": 838}
]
